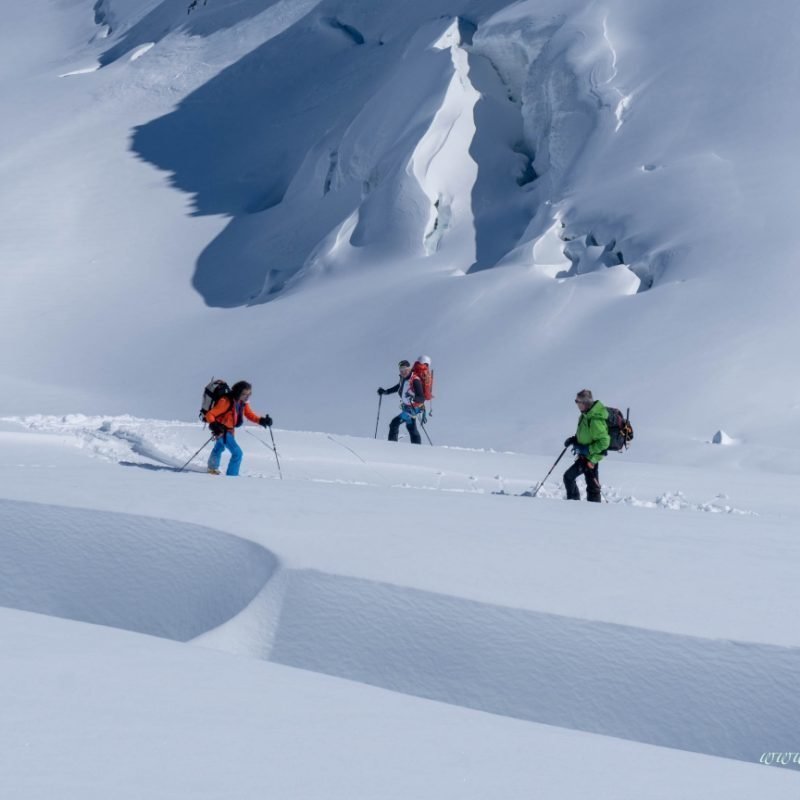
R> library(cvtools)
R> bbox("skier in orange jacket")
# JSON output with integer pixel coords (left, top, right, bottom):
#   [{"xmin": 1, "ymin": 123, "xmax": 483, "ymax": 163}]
[{"xmin": 205, "ymin": 381, "xmax": 271, "ymax": 475}]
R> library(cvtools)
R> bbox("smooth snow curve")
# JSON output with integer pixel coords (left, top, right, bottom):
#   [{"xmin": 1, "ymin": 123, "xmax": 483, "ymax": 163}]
[{"xmin": 0, "ymin": 498, "xmax": 277, "ymax": 640}]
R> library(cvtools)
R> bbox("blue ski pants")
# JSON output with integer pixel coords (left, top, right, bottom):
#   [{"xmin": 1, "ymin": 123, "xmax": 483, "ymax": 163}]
[{"xmin": 208, "ymin": 433, "xmax": 243, "ymax": 476}]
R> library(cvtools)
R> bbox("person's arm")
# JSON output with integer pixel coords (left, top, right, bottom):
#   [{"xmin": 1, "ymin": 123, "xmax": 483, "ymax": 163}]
[
  {"xmin": 382, "ymin": 382, "xmax": 400, "ymax": 395},
  {"xmin": 243, "ymin": 402, "xmax": 261, "ymax": 424}
]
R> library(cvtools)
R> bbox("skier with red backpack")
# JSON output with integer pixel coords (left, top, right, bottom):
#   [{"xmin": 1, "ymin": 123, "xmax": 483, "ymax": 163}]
[
  {"xmin": 377, "ymin": 356, "xmax": 433, "ymax": 445},
  {"xmin": 202, "ymin": 380, "xmax": 272, "ymax": 476}
]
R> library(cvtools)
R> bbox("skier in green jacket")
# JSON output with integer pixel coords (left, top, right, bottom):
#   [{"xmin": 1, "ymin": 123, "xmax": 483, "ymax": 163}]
[{"xmin": 563, "ymin": 389, "xmax": 611, "ymax": 502}]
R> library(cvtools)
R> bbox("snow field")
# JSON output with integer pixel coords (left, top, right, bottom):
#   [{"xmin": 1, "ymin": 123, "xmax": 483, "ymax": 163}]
[{"xmin": 1, "ymin": 418, "xmax": 798, "ymax": 785}]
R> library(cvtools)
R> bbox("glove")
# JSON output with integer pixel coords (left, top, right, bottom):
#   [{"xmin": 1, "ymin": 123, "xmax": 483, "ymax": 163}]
[
  {"xmin": 377, "ymin": 388, "xmax": 385, "ymax": 395},
  {"xmin": 421, "ymin": 409, "xmax": 428, "ymax": 425},
  {"xmin": 564, "ymin": 436, "xmax": 577, "ymax": 448},
  {"xmin": 209, "ymin": 421, "xmax": 226, "ymax": 437},
  {"xmin": 259, "ymin": 415, "xmax": 273, "ymax": 428}
]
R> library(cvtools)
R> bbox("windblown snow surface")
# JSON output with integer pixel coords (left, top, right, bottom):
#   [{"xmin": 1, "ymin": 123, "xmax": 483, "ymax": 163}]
[
  {"xmin": 2, "ymin": 0, "xmax": 800, "ymax": 796},
  {"xmin": 1, "ymin": 416, "xmax": 799, "ymax": 797}
]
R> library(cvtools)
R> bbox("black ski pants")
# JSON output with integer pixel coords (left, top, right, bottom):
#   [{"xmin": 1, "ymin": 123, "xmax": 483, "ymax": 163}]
[
  {"xmin": 564, "ymin": 457, "xmax": 602, "ymax": 502},
  {"xmin": 388, "ymin": 415, "xmax": 422, "ymax": 444}
]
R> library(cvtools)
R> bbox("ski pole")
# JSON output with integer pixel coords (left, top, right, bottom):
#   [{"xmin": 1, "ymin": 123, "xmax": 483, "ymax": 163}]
[
  {"xmin": 326, "ymin": 434, "xmax": 392, "ymax": 485},
  {"xmin": 531, "ymin": 446, "xmax": 568, "ymax": 498},
  {"xmin": 246, "ymin": 428, "xmax": 272, "ymax": 449},
  {"xmin": 245, "ymin": 429, "xmax": 283, "ymax": 480},
  {"xmin": 268, "ymin": 425, "xmax": 283, "ymax": 480},
  {"xmin": 328, "ymin": 434, "xmax": 369, "ymax": 465},
  {"xmin": 178, "ymin": 435, "xmax": 214, "ymax": 473},
  {"xmin": 374, "ymin": 394, "xmax": 383, "ymax": 439},
  {"xmin": 420, "ymin": 421, "xmax": 434, "ymax": 446},
  {"xmin": 624, "ymin": 407, "xmax": 631, "ymax": 450}
]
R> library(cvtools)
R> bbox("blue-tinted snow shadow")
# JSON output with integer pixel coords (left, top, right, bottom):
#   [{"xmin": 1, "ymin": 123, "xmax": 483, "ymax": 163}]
[
  {"xmin": 465, "ymin": 20, "xmax": 598, "ymax": 274},
  {"xmin": 270, "ymin": 570, "xmax": 800, "ymax": 765},
  {"xmin": 119, "ymin": 460, "xmax": 206, "ymax": 473},
  {"xmin": 131, "ymin": 10, "xmax": 404, "ymax": 305},
  {"xmin": 97, "ymin": 0, "xmax": 289, "ymax": 66},
  {"xmin": 464, "ymin": 29, "xmax": 538, "ymax": 273},
  {"xmin": 130, "ymin": 1, "xmax": 518, "ymax": 306},
  {"xmin": 0, "ymin": 498, "xmax": 277, "ymax": 641}
]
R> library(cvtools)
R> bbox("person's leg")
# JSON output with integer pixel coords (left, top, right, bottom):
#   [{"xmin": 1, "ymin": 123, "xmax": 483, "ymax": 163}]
[
  {"xmin": 225, "ymin": 435, "xmax": 244, "ymax": 476},
  {"xmin": 585, "ymin": 461, "xmax": 602, "ymax": 503},
  {"xmin": 207, "ymin": 437, "xmax": 225, "ymax": 472},
  {"xmin": 407, "ymin": 419, "xmax": 422, "ymax": 444},
  {"xmin": 388, "ymin": 415, "xmax": 402, "ymax": 442},
  {"xmin": 563, "ymin": 460, "xmax": 582, "ymax": 500}
]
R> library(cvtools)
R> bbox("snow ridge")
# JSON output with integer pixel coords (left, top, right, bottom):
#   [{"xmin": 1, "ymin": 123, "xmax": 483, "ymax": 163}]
[{"xmin": 1, "ymin": 486, "xmax": 792, "ymax": 765}]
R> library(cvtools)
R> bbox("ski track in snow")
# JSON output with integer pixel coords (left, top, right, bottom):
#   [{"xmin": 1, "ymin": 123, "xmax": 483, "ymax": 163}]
[{"xmin": 3, "ymin": 415, "xmax": 756, "ymax": 515}]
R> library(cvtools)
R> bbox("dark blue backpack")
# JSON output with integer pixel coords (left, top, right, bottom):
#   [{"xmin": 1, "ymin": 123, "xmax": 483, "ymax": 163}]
[{"xmin": 607, "ymin": 407, "xmax": 634, "ymax": 452}]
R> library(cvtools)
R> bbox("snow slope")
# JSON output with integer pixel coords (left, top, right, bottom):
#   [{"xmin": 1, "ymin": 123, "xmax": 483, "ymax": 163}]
[
  {"xmin": 1, "ymin": 0, "xmax": 800, "ymax": 455},
  {"xmin": 0, "ymin": 417, "xmax": 798, "ymax": 796}
]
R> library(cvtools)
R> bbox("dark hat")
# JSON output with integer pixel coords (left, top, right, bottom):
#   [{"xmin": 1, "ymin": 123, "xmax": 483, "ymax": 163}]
[
  {"xmin": 575, "ymin": 389, "xmax": 593, "ymax": 403},
  {"xmin": 398, "ymin": 360, "xmax": 411, "ymax": 368}
]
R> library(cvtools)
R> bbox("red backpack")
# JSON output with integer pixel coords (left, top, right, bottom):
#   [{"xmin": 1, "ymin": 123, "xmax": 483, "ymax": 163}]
[{"xmin": 412, "ymin": 360, "xmax": 434, "ymax": 402}]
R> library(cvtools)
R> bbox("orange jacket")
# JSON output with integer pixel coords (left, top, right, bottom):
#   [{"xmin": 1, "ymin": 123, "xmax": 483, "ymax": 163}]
[{"xmin": 205, "ymin": 396, "xmax": 261, "ymax": 432}]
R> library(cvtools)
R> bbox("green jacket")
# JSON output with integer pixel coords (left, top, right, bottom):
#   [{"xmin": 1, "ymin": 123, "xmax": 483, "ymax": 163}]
[{"xmin": 576, "ymin": 401, "xmax": 611, "ymax": 464}]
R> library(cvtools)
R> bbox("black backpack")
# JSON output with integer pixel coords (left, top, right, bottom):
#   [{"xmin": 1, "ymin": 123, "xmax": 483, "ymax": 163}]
[
  {"xmin": 606, "ymin": 407, "xmax": 634, "ymax": 452},
  {"xmin": 200, "ymin": 378, "xmax": 230, "ymax": 421}
]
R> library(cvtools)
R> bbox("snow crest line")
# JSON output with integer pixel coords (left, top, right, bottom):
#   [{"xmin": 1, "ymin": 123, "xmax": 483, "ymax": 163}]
[{"xmin": 247, "ymin": 569, "xmax": 800, "ymax": 767}]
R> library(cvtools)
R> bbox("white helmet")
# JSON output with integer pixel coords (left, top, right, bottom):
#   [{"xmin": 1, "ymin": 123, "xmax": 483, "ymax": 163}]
[{"xmin": 417, "ymin": 355, "xmax": 432, "ymax": 366}]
